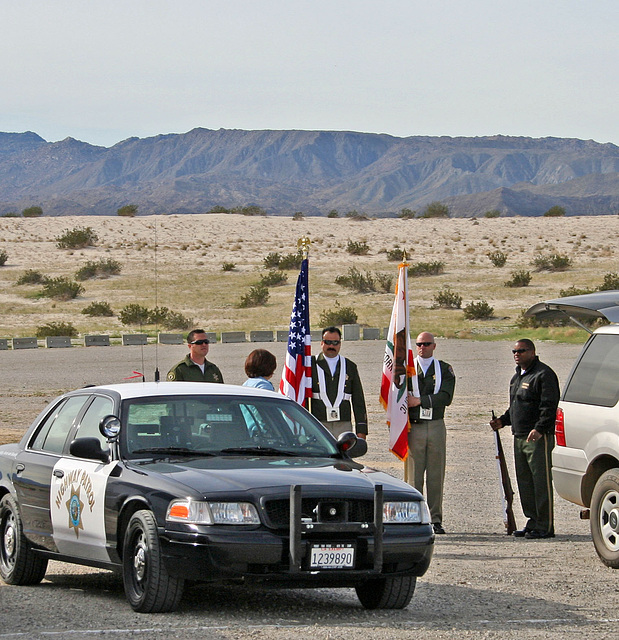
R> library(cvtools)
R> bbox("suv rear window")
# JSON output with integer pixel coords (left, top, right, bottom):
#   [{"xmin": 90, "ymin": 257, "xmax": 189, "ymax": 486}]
[{"xmin": 563, "ymin": 334, "xmax": 619, "ymax": 407}]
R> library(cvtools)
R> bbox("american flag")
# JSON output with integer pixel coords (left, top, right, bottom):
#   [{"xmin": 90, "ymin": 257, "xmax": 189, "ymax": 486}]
[{"xmin": 279, "ymin": 258, "xmax": 312, "ymax": 405}]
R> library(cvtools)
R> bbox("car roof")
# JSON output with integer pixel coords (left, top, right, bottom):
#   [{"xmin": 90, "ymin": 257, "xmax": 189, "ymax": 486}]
[
  {"xmin": 525, "ymin": 290, "xmax": 619, "ymax": 324},
  {"xmin": 72, "ymin": 381, "xmax": 284, "ymax": 401}
]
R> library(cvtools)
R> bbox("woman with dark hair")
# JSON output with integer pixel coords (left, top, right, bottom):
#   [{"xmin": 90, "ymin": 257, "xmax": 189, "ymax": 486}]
[{"xmin": 242, "ymin": 349, "xmax": 277, "ymax": 391}]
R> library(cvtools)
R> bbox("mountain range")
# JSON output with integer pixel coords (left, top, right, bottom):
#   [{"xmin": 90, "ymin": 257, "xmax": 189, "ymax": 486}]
[{"xmin": 1, "ymin": 128, "xmax": 619, "ymax": 217}]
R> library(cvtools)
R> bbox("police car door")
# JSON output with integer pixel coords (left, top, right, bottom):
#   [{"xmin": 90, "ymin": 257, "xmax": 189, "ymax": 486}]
[
  {"xmin": 12, "ymin": 394, "xmax": 91, "ymax": 552},
  {"xmin": 50, "ymin": 395, "xmax": 116, "ymax": 563}
]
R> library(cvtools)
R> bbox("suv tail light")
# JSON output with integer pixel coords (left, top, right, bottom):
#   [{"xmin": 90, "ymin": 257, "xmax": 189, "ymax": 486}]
[{"xmin": 555, "ymin": 407, "xmax": 566, "ymax": 447}]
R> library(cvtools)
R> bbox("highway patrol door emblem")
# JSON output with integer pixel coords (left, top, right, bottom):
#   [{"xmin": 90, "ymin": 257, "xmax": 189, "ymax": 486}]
[{"xmin": 50, "ymin": 458, "xmax": 116, "ymax": 562}]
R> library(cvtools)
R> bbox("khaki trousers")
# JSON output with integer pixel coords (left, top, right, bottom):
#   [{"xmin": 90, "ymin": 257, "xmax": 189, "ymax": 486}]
[
  {"xmin": 405, "ymin": 418, "xmax": 446, "ymax": 524},
  {"xmin": 320, "ymin": 420, "xmax": 354, "ymax": 439}
]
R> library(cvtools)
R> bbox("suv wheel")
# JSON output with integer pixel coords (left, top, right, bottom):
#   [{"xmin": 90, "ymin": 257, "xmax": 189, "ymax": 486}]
[{"xmin": 591, "ymin": 469, "xmax": 619, "ymax": 569}]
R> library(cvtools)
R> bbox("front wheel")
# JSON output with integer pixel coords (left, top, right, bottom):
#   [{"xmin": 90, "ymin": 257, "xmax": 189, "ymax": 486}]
[
  {"xmin": 355, "ymin": 575, "xmax": 417, "ymax": 609},
  {"xmin": 0, "ymin": 494, "xmax": 48, "ymax": 585},
  {"xmin": 122, "ymin": 510, "xmax": 184, "ymax": 612},
  {"xmin": 591, "ymin": 469, "xmax": 619, "ymax": 569}
]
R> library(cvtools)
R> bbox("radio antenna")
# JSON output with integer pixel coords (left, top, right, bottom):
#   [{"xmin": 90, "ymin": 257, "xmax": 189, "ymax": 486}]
[{"xmin": 153, "ymin": 218, "xmax": 160, "ymax": 381}]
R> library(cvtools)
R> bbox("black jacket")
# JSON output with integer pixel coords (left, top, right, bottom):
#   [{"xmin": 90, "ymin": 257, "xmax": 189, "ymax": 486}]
[{"xmin": 499, "ymin": 356, "xmax": 560, "ymax": 436}]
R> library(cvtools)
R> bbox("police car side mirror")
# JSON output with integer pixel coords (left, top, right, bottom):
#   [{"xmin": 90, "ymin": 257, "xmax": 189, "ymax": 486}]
[
  {"xmin": 337, "ymin": 431, "xmax": 367, "ymax": 458},
  {"xmin": 100, "ymin": 415, "xmax": 121, "ymax": 440},
  {"xmin": 70, "ymin": 437, "xmax": 110, "ymax": 463}
]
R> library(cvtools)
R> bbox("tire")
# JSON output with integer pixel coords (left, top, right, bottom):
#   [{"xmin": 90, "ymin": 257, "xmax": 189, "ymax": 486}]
[
  {"xmin": 0, "ymin": 494, "xmax": 48, "ymax": 585},
  {"xmin": 355, "ymin": 575, "xmax": 417, "ymax": 609},
  {"xmin": 591, "ymin": 469, "xmax": 619, "ymax": 569},
  {"xmin": 122, "ymin": 509, "xmax": 184, "ymax": 612}
]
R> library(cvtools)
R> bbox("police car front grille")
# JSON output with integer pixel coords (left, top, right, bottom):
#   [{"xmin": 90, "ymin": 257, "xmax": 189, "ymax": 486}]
[{"xmin": 264, "ymin": 498, "xmax": 374, "ymax": 528}]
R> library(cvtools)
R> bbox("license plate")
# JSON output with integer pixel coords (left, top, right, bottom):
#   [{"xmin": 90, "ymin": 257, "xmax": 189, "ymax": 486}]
[{"xmin": 309, "ymin": 544, "xmax": 355, "ymax": 569}]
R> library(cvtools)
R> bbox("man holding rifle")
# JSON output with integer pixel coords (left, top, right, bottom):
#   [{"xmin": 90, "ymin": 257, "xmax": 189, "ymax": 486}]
[{"xmin": 490, "ymin": 339, "xmax": 560, "ymax": 539}]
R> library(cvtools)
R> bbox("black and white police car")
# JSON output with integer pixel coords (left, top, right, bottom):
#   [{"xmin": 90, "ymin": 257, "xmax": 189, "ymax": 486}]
[{"xmin": 0, "ymin": 382, "xmax": 433, "ymax": 612}]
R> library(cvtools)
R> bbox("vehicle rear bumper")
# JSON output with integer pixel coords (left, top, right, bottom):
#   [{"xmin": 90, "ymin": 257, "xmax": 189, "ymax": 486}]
[{"xmin": 552, "ymin": 446, "xmax": 588, "ymax": 505}]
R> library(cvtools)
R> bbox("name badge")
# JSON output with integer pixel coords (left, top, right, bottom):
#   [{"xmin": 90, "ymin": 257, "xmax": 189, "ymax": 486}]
[
  {"xmin": 420, "ymin": 407, "xmax": 433, "ymax": 420},
  {"xmin": 327, "ymin": 407, "xmax": 341, "ymax": 422}
]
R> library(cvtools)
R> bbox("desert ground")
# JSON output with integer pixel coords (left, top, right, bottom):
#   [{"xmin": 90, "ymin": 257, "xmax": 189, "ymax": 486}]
[
  {"xmin": 0, "ymin": 213, "xmax": 617, "ymax": 340},
  {"xmin": 1, "ymin": 214, "xmax": 619, "ymax": 638},
  {"xmin": 0, "ymin": 338, "xmax": 615, "ymax": 640}
]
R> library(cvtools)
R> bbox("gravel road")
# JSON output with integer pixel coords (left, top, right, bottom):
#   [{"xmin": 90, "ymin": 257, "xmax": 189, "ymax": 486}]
[{"xmin": 2, "ymin": 338, "xmax": 617, "ymax": 640}]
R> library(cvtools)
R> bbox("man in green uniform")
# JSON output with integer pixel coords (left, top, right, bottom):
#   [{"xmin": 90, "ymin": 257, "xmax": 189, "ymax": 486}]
[
  {"xmin": 167, "ymin": 329, "xmax": 224, "ymax": 383},
  {"xmin": 490, "ymin": 339, "xmax": 560, "ymax": 539},
  {"xmin": 310, "ymin": 326, "xmax": 368, "ymax": 441},
  {"xmin": 406, "ymin": 332, "xmax": 456, "ymax": 534}
]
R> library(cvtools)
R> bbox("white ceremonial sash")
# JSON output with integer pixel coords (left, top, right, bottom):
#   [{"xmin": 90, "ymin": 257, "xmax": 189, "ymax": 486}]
[
  {"xmin": 315, "ymin": 358, "xmax": 348, "ymax": 420},
  {"xmin": 415, "ymin": 357, "xmax": 441, "ymax": 420},
  {"xmin": 415, "ymin": 357, "xmax": 441, "ymax": 395}
]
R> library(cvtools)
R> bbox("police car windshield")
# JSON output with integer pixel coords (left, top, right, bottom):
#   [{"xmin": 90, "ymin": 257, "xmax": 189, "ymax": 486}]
[{"xmin": 122, "ymin": 395, "xmax": 338, "ymax": 458}]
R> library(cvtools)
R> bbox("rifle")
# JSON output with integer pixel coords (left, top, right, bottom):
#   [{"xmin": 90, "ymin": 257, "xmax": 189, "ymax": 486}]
[{"xmin": 492, "ymin": 410, "xmax": 517, "ymax": 535}]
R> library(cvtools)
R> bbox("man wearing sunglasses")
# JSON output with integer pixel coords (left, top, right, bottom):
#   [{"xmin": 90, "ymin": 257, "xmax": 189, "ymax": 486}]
[
  {"xmin": 167, "ymin": 329, "xmax": 224, "ymax": 383},
  {"xmin": 310, "ymin": 326, "xmax": 368, "ymax": 442},
  {"xmin": 490, "ymin": 339, "xmax": 560, "ymax": 539},
  {"xmin": 406, "ymin": 332, "xmax": 456, "ymax": 534}
]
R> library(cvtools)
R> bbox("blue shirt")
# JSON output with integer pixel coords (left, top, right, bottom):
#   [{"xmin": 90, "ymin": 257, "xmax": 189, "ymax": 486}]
[{"xmin": 242, "ymin": 377, "xmax": 275, "ymax": 391}]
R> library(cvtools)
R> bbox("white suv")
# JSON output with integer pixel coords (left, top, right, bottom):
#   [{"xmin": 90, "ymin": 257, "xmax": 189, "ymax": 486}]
[{"xmin": 527, "ymin": 291, "xmax": 619, "ymax": 567}]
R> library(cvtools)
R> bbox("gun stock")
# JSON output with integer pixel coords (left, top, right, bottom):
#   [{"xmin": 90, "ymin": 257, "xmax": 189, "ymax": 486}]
[{"xmin": 494, "ymin": 423, "xmax": 517, "ymax": 535}]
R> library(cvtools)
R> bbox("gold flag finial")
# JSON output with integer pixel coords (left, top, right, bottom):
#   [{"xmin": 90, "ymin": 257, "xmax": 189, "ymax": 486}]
[{"xmin": 298, "ymin": 236, "xmax": 311, "ymax": 260}]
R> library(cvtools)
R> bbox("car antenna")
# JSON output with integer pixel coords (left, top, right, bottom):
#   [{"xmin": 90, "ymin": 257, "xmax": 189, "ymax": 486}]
[{"xmin": 153, "ymin": 218, "xmax": 160, "ymax": 381}]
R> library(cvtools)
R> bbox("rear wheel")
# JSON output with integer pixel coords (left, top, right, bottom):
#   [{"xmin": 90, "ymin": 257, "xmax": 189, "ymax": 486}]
[
  {"xmin": 0, "ymin": 494, "xmax": 48, "ymax": 585},
  {"xmin": 122, "ymin": 509, "xmax": 184, "ymax": 612},
  {"xmin": 355, "ymin": 575, "xmax": 417, "ymax": 609},
  {"xmin": 591, "ymin": 469, "xmax": 619, "ymax": 569}
]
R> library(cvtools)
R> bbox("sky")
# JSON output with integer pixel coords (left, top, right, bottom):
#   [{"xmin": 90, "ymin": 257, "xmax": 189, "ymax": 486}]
[{"xmin": 1, "ymin": 0, "xmax": 618, "ymax": 148}]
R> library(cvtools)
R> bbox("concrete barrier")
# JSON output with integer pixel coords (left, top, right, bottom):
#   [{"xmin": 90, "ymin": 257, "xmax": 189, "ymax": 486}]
[
  {"xmin": 0, "ymin": 339, "xmax": 8, "ymax": 350},
  {"xmin": 84, "ymin": 335, "xmax": 111, "ymax": 347},
  {"xmin": 250, "ymin": 330, "xmax": 274, "ymax": 342},
  {"xmin": 221, "ymin": 331, "xmax": 246, "ymax": 343},
  {"xmin": 122, "ymin": 334, "xmax": 148, "ymax": 346},
  {"xmin": 276, "ymin": 330, "xmax": 289, "ymax": 342},
  {"xmin": 45, "ymin": 336, "xmax": 73, "ymax": 348},
  {"xmin": 310, "ymin": 330, "xmax": 323, "ymax": 342},
  {"xmin": 158, "ymin": 333, "xmax": 184, "ymax": 345},
  {"xmin": 204, "ymin": 332, "xmax": 218, "ymax": 344},
  {"xmin": 362, "ymin": 328, "xmax": 381, "ymax": 340},
  {"xmin": 12, "ymin": 337, "xmax": 38, "ymax": 349},
  {"xmin": 342, "ymin": 324, "xmax": 361, "ymax": 341}
]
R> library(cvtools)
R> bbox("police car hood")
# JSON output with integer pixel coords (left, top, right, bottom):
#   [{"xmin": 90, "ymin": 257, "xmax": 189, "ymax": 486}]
[{"xmin": 135, "ymin": 457, "xmax": 420, "ymax": 499}]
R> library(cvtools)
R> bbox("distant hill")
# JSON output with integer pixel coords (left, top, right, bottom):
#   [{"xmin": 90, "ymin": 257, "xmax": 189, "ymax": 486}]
[{"xmin": 1, "ymin": 128, "xmax": 618, "ymax": 217}]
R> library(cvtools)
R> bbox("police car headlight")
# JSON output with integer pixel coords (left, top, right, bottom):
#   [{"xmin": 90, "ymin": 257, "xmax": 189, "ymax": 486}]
[
  {"xmin": 383, "ymin": 500, "xmax": 430, "ymax": 524},
  {"xmin": 166, "ymin": 500, "xmax": 260, "ymax": 525}
]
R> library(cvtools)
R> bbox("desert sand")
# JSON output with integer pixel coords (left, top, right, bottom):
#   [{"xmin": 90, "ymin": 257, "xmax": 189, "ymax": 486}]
[
  {"xmin": 1, "ymin": 214, "xmax": 617, "ymax": 637},
  {"xmin": 0, "ymin": 213, "xmax": 617, "ymax": 339}
]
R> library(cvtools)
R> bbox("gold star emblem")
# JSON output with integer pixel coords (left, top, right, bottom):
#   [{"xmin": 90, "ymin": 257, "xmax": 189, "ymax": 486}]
[{"xmin": 66, "ymin": 485, "xmax": 85, "ymax": 538}]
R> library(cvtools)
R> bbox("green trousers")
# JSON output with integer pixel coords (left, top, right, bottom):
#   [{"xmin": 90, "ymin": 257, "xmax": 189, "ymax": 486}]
[{"xmin": 513, "ymin": 433, "xmax": 555, "ymax": 535}]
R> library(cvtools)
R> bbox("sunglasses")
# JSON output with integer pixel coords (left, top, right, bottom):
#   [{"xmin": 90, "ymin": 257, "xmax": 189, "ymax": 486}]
[
  {"xmin": 512, "ymin": 348, "xmax": 529, "ymax": 354},
  {"xmin": 190, "ymin": 339, "xmax": 210, "ymax": 345},
  {"xmin": 323, "ymin": 340, "xmax": 341, "ymax": 346},
  {"xmin": 416, "ymin": 342, "xmax": 433, "ymax": 347}
]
